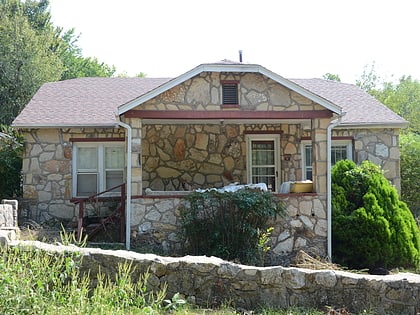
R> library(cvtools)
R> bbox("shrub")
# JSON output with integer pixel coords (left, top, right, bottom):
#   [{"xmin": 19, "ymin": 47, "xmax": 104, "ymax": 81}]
[
  {"xmin": 0, "ymin": 125, "xmax": 23, "ymax": 200},
  {"xmin": 180, "ymin": 188, "xmax": 285, "ymax": 266},
  {"xmin": 332, "ymin": 160, "xmax": 420, "ymax": 270}
]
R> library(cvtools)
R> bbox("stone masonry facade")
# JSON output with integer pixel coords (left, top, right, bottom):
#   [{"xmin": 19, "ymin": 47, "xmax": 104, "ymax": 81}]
[{"xmin": 18, "ymin": 70, "xmax": 403, "ymax": 260}]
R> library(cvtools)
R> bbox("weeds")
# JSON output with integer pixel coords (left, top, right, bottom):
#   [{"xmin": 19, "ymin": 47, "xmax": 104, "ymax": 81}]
[{"xmin": 0, "ymin": 244, "xmax": 167, "ymax": 314}]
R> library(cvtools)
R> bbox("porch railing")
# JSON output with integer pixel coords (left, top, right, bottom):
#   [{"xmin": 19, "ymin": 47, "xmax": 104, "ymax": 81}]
[{"xmin": 73, "ymin": 183, "xmax": 126, "ymax": 242}]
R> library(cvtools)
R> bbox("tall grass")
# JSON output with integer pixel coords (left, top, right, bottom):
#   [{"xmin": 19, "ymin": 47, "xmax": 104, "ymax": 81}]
[{"xmin": 0, "ymin": 245, "xmax": 167, "ymax": 314}]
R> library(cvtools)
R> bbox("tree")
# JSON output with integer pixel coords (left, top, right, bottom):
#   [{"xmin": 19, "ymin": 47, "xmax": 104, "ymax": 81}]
[
  {"xmin": 0, "ymin": 0, "xmax": 118, "ymax": 125},
  {"xmin": 58, "ymin": 28, "xmax": 115, "ymax": 80},
  {"xmin": 356, "ymin": 62, "xmax": 381, "ymax": 93},
  {"xmin": 0, "ymin": 125, "xmax": 23, "ymax": 199},
  {"xmin": 374, "ymin": 76, "xmax": 420, "ymax": 134},
  {"xmin": 399, "ymin": 133, "xmax": 420, "ymax": 216},
  {"xmin": 322, "ymin": 73, "xmax": 341, "ymax": 82},
  {"xmin": 332, "ymin": 160, "xmax": 420, "ymax": 271},
  {"xmin": 0, "ymin": 0, "xmax": 63, "ymax": 125}
]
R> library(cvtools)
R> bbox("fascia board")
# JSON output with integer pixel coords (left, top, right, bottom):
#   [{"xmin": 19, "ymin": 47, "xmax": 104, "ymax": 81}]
[
  {"xmin": 259, "ymin": 67, "xmax": 343, "ymax": 115},
  {"xmin": 12, "ymin": 123, "xmax": 119, "ymax": 129},
  {"xmin": 335, "ymin": 122, "xmax": 409, "ymax": 129}
]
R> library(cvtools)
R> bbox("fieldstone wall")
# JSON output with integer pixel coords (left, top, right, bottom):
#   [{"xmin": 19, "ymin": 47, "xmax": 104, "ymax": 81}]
[
  {"xmin": 142, "ymin": 123, "xmax": 302, "ymax": 192},
  {"xmin": 0, "ymin": 199, "xmax": 19, "ymax": 245},
  {"xmin": 130, "ymin": 192, "xmax": 328, "ymax": 263},
  {"xmin": 137, "ymin": 72, "xmax": 325, "ymax": 112},
  {"xmin": 21, "ymin": 128, "xmax": 124, "ymax": 222},
  {"xmin": 9, "ymin": 241, "xmax": 420, "ymax": 315},
  {"xmin": 337, "ymin": 128, "xmax": 402, "ymax": 191}
]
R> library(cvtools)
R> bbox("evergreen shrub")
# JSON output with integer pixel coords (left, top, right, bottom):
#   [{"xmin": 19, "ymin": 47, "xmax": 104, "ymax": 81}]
[{"xmin": 332, "ymin": 160, "xmax": 420, "ymax": 270}]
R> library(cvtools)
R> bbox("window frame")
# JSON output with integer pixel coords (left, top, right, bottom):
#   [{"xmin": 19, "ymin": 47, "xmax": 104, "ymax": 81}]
[
  {"xmin": 301, "ymin": 139, "xmax": 353, "ymax": 181},
  {"xmin": 72, "ymin": 142, "xmax": 125, "ymax": 198},
  {"xmin": 246, "ymin": 134, "xmax": 281, "ymax": 192}
]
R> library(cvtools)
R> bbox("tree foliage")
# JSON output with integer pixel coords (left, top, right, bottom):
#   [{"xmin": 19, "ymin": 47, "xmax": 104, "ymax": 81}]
[
  {"xmin": 332, "ymin": 160, "xmax": 420, "ymax": 270},
  {"xmin": 374, "ymin": 76, "xmax": 420, "ymax": 134},
  {"xmin": 399, "ymin": 133, "xmax": 420, "ymax": 216},
  {"xmin": 322, "ymin": 73, "xmax": 341, "ymax": 82},
  {"xmin": 180, "ymin": 188, "xmax": 285, "ymax": 266},
  {"xmin": 0, "ymin": 125, "xmax": 23, "ymax": 199},
  {"xmin": 0, "ymin": 0, "xmax": 63, "ymax": 125},
  {"xmin": 0, "ymin": 0, "xmax": 116, "ymax": 126}
]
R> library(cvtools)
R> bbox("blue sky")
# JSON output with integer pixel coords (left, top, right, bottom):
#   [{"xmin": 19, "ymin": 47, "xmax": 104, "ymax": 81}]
[{"xmin": 50, "ymin": 0, "xmax": 420, "ymax": 84}]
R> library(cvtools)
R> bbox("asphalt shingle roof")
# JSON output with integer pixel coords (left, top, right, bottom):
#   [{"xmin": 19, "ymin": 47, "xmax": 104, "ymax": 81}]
[
  {"xmin": 12, "ymin": 70, "xmax": 407, "ymax": 128},
  {"xmin": 289, "ymin": 78, "xmax": 407, "ymax": 127},
  {"xmin": 12, "ymin": 77, "xmax": 171, "ymax": 127}
]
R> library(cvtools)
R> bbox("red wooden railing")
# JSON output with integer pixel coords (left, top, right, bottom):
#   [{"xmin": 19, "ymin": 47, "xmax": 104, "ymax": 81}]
[{"xmin": 73, "ymin": 183, "xmax": 126, "ymax": 242}]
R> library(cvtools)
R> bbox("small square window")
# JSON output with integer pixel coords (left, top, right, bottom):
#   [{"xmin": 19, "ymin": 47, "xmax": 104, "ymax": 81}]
[{"xmin": 222, "ymin": 82, "xmax": 238, "ymax": 105}]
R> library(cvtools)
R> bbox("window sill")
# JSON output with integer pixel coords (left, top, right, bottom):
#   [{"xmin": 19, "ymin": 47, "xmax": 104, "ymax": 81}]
[{"xmin": 221, "ymin": 104, "xmax": 240, "ymax": 109}]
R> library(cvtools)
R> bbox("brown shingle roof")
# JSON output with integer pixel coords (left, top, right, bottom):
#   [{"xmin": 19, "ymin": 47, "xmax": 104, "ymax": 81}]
[
  {"xmin": 12, "ymin": 77, "xmax": 171, "ymax": 127},
  {"xmin": 290, "ymin": 78, "xmax": 407, "ymax": 127}
]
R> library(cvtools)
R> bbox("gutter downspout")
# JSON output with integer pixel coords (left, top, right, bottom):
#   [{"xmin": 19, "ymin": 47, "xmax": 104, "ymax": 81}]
[
  {"xmin": 118, "ymin": 121, "xmax": 132, "ymax": 251},
  {"xmin": 327, "ymin": 115, "xmax": 343, "ymax": 261}
]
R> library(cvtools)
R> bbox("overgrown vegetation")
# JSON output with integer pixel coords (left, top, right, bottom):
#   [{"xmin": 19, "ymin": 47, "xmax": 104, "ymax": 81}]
[
  {"xmin": 180, "ymin": 188, "xmax": 285, "ymax": 266},
  {"xmin": 0, "ymin": 124, "xmax": 23, "ymax": 200},
  {"xmin": 331, "ymin": 160, "xmax": 420, "ymax": 271},
  {"xmin": 0, "ymin": 244, "xmax": 168, "ymax": 314}
]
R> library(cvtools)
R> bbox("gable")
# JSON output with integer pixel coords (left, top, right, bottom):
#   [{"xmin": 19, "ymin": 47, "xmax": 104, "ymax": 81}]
[
  {"xmin": 130, "ymin": 72, "xmax": 328, "ymax": 114},
  {"xmin": 118, "ymin": 63, "xmax": 343, "ymax": 116}
]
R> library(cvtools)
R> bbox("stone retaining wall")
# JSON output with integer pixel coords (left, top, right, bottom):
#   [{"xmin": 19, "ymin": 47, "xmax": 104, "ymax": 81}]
[{"xmin": 9, "ymin": 241, "xmax": 420, "ymax": 314}]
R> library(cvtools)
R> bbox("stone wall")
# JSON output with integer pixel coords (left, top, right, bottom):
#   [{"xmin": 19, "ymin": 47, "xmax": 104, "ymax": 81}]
[
  {"xmin": 0, "ymin": 199, "xmax": 19, "ymax": 245},
  {"xmin": 339, "ymin": 128, "xmax": 402, "ymax": 190},
  {"xmin": 130, "ymin": 193, "xmax": 328, "ymax": 263},
  {"xmin": 142, "ymin": 123, "xmax": 300, "ymax": 192},
  {"xmin": 21, "ymin": 128, "xmax": 124, "ymax": 222},
  {"xmin": 9, "ymin": 241, "xmax": 420, "ymax": 315}
]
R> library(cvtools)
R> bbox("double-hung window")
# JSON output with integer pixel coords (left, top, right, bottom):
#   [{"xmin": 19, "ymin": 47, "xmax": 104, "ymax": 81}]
[
  {"xmin": 302, "ymin": 140, "xmax": 353, "ymax": 181},
  {"xmin": 246, "ymin": 134, "xmax": 280, "ymax": 192},
  {"xmin": 73, "ymin": 142, "xmax": 125, "ymax": 197}
]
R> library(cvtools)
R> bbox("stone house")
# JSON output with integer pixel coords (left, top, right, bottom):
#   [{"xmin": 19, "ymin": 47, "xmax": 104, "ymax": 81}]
[{"xmin": 12, "ymin": 61, "xmax": 407, "ymax": 261}]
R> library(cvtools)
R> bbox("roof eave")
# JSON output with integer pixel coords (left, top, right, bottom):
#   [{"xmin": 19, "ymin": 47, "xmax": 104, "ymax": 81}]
[
  {"xmin": 118, "ymin": 63, "xmax": 343, "ymax": 116},
  {"xmin": 335, "ymin": 122, "xmax": 409, "ymax": 129},
  {"xmin": 12, "ymin": 123, "xmax": 120, "ymax": 129}
]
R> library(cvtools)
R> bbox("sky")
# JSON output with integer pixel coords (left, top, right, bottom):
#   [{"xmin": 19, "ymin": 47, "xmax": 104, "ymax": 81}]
[{"xmin": 49, "ymin": 0, "xmax": 420, "ymax": 84}]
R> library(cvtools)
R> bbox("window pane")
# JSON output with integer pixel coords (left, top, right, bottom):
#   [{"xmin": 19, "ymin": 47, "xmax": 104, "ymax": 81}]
[
  {"xmin": 105, "ymin": 146, "xmax": 124, "ymax": 169},
  {"xmin": 77, "ymin": 147, "xmax": 97, "ymax": 170},
  {"xmin": 77, "ymin": 173, "xmax": 97, "ymax": 196},
  {"xmin": 331, "ymin": 145, "xmax": 348, "ymax": 165},
  {"xmin": 250, "ymin": 140, "xmax": 276, "ymax": 191},
  {"xmin": 304, "ymin": 145, "xmax": 313, "ymax": 181},
  {"xmin": 106, "ymin": 170, "xmax": 123, "ymax": 191}
]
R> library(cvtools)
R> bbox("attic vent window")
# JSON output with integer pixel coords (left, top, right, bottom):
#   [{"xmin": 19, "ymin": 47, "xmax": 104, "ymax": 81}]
[{"xmin": 222, "ymin": 81, "xmax": 239, "ymax": 105}]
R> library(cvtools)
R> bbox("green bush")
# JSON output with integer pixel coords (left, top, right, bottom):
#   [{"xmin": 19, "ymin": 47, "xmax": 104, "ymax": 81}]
[
  {"xmin": 332, "ymin": 160, "xmax": 420, "ymax": 270},
  {"xmin": 400, "ymin": 133, "xmax": 420, "ymax": 217},
  {"xmin": 0, "ymin": 125, "xmax": 23, "ymax": 200},
  {"xmin": 180, "ymin": 188, "xmax": 285, "ymax": 266}
]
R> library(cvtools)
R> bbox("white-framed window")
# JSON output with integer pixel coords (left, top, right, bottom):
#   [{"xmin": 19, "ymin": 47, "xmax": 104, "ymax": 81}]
[
  {"xmin": 72, "ymin": 142, "xmax": 125, "ymax": 197},
  {"xmin": 246, "ymin": 134, "xmax": 280, "ymax": 192},
  {"xmin": 301, "ymin": 140, "xmax": 353, "ymax": 181}
]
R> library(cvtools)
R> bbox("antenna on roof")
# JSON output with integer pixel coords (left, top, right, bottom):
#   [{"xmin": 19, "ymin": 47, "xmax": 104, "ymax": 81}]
[{"xmin": 239, "ymin": 50, "xmax": 243, "ymax": 63}]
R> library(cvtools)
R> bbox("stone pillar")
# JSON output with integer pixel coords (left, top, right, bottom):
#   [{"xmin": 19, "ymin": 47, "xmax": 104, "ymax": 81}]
[
  {"xmin": 127, "ymin": 118, "xmax": 143, "ymax": 196},
  {"xmin": 313, "ymin": 118, "xmax": 330, "ymax": 194}
]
